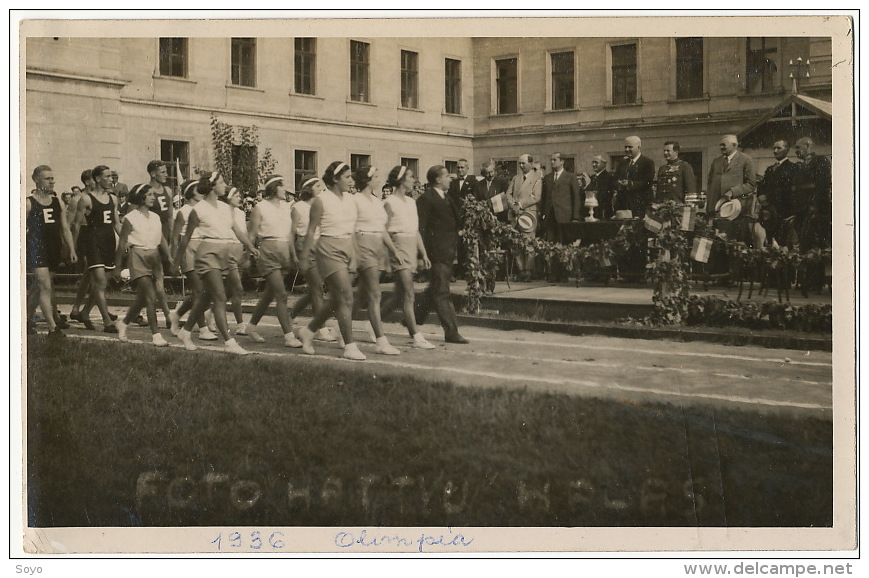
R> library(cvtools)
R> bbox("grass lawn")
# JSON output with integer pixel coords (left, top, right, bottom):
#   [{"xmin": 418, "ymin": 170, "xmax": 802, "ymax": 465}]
[{"xmin": 25, "ymin": 337, "xmax": 832, "ymax": 528}]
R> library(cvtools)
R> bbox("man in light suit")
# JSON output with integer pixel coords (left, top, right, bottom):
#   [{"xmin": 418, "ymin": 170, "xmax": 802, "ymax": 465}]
[
  {"xmin": 540, "ymin": 152, "xmax": 581, "ymax": 243},
  {"xmin": 415, "ymin": 165, "xmax": 468, "ymax": 344},
  {"xmin": 506, "ymin": 153, "xmax": 542, "ymax": 281},
  {"xmin": 706, "ymin": 134, "xmax": 757, "ymax": 215},
  {"xmin": 613, "ymin": 136, "xmax": 656, "ymax": 217}
]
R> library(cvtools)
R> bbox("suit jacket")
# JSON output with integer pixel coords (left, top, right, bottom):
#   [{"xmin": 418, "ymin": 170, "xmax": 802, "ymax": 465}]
[
  {"xmin": 473, "ymin": 176, "xmax": 510, "ymax": 220},
  {"xmin": 582, "ymin": 170, "xmax": 617, "ymax": 220},
  {"xmin": 613, "ymin": 155, "xmax": 656, "ymax": 216},
  {"xmin": 706, "ymin": 151, "xmax": 756, "ymax": 212},
  {"xmin": 417, "ymin": 187, "xmax": 461, "ymax": 264},
  {"xmin": 791, "ymin": 154, "xmax": 832, "ymax": 219},
  {"xmin": 541, "ymin": 170, "xmax": 581, "ymax": 225},
  {"xmin": 655, "ymin": 159, "xmax": 696, "ymax": 204},
  {"xmin": 758, "ymin": 158, "xmax": 797, "ymax": 219},
  {"xmin": 506, "ymin": 170, "xmax": 543, "ymax": 217},
  {"xmin": 447, "ymin": 175, "xmax": 477, "ymax": 206}
]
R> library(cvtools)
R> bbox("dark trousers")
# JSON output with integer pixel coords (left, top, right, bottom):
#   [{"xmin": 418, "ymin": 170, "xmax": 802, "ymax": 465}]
[{"xmin": 414, "ymin": 261, "xmax": 460, "ymax": 339}]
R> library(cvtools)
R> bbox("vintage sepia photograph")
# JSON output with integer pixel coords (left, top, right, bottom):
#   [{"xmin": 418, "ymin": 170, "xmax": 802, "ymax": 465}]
[{"xmin": 13, "ymin": 10, "xmax": 857, "ymax": 559}]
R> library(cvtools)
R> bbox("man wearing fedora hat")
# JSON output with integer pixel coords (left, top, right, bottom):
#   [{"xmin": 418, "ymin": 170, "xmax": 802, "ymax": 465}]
[{"xmin": 506, "ymin": 153, "xmax": 542, "ymax": 281}]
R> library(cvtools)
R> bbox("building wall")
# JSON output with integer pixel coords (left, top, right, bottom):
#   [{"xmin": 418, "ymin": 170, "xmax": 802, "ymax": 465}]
[{"xmin": 25, "ymin": 35, "xmax": 830, "ymax": 193}]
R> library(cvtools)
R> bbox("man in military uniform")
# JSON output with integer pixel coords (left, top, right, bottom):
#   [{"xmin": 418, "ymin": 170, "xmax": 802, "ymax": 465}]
[
  {"xmin": 792, "ymin": 137, "xmax": 832, "ymax": 250},
  {"xmin": 655, "ymin": 141, "xmax": 696, "ymax": 204}
]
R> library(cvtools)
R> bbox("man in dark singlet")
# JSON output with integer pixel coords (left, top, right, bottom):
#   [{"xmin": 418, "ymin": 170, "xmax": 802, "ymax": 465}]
[
  {"xmin": 73, "ymin": 165, "xmax": 120, "ymax": 332},
  {"xmin": 145, "ymin": 160, "xmax": 174, "ymax": 327},
  {"xmin": 26, "ymin": 165, "xmax": 77, "ymax": 338}
]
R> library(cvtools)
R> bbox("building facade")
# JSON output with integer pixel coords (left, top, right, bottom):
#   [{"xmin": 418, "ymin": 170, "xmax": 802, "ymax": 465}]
[{"xmin": 25, "ymin": 35, "xmax": 831, "ymax": 194}]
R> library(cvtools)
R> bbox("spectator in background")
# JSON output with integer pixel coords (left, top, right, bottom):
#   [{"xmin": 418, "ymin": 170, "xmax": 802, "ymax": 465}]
[
  {"xmin": 540, "ymin": 152, "xmax": 581, "ymax": 243},
  {"xmin": 447, "ymin": 158, "xmax": 476, "ymax": 205},
  {"xmin": 579, "ymin": 155, "xmax": 617, "ymax": 220},
  {"xmin": 614, "ymin": 136, "xmax": 656, "ymax": 217},
  {"xmin": 111, "ymin": 170, "xmax": 129, "ymax": 198},
  {"xmin": 655, "ymin": 141, "xmax": 696, "ymax": 204},
  {"xmin": 506, "ymin": 153, "xmax": 542, "ymax": 281},
  {"xmin": 473, "ymin": 161, "xmax": 510, "ymax": 222},
  {"xmin": 792, "ymin": 137, "xmax": 832, "ymax": 250}
]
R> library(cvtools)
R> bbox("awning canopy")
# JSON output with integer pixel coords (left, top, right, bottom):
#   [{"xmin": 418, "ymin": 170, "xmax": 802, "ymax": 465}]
[{"xmin": 738, "ymin": 93, "xmax": 832, "ymax": 149}]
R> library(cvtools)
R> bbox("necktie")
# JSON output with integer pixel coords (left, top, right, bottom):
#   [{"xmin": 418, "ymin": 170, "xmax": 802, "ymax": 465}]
[{"xmin": 724, "ymin": 156, "xmax": 730, "ymax": 170}]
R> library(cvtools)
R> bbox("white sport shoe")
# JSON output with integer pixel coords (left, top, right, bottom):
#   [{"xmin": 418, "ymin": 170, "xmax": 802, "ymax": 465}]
[
  {"xmin": 152, "ymin": 333, "xmax": 169, "ymax": 347},
  {"xmin": 284, "ymin": 331, "xmax": 303, "ymax": 348},
  {"xmin": 224, "ymin": 338, "xmax": 252, "ymax": 355},
  {"xmin": 343, "ymin": 342, "xmax": 367, "ymax": 361},
  {"xmin": 413, "ymin": 333, "xmax": 436, "ymax": 350},
  {"xmin": 117, "ymin": 319, "xmax": 129, "ymax": 342},
  {"xmin": 235, "ymin": 322, "xmax": 248, "ymax": 336},
  {"xmin": 198, "ymin": 327, "xmax": 219, "ymax": 341},
  {"xmin": 315, "ymin": 327, "xmax": 337, "ymax": 342},
  {"xmin": 247, "ymin": 324, "xmax": 266, "ymax": 343},
  {"xmin": 204, "ymin": 309, "xmax": 217, "ymax": 332},
  {"xmin": 169, "ymin": 310, "xmax": 181, "ymax": 336},
  {"xmin": 178, "ymin": 328, "xmax": 197, "ymax": 351},
  {"xmin": 365, "ymin": 321, "xmax": 378, "ymax": 343},
  {"xmin": 375, "ymin": 336, "xmax": 400, "ymax": 355},
  {"xmin": 297, "ymin": 326, "xmax": 316, "ymax": 355}
]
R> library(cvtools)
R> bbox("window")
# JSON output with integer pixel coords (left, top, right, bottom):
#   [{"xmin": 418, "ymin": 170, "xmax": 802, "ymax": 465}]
[
  {"xmin": 746, "ymin": 37, "xmax": 780, "ymax": 94},
  {"xmin": 159, "ymin": 38, "xmax": 188, "ymax": 78},
  {"xmin": 495, "ymin": 58, "xmax": 518, "ymax": 114},
  {"xmin": 676, "ymin": 38, "xmax": 704, "ymax": 99},
  {"xmin": 679, "ymin": 151, "xmax": 703, "ymax": 186},
  {"xmin": 350, "ymin": 154, "xmax": 371, "ymax": 172},
  {"xmin": 294, "ymin": 150, "xmax": 317, "ymax": 191},
  {"xmin": 494, "ymin": 160, "xmax": 518, "ymax": 181},
  {"xmin": 551, "ymin": 51, "xmax": 575, "ymax": 110},
  {"xmin": 400, "ymin": 157, "xmax": 419, "ymax": 181},
  {"xmin": 445, "ymin": 58, "xmax": 462, "ymax": 114},
  {"xmin": 611, "ymin": 43, "xmax": 638, "ymax": 105},
  {"xmin": 350, "ymin": 40, "xmax": 370, "ymax": 102},
  {"xmin": 444, "ymin": 160, "xmax": 459, "ymax": 176},
  {"xmin": 160, "ymin": 140, "xmax": 190, "ymax": 189},
  {"xmin": 294, "ymin": 38, "xmax": 316, "ymax": 95},
  {"xmin": 232, "ymin": 145, "xmax": 258, "ymax": 193},
  {"xmin": 561, "ymin": 156, "xmax": 576, "ymax": 174},
  {"xmin": 400, "ymin": 50, "xmax": 419, "ymax": 109},
  {"xmin": 231, "ymin": 38, "xmax": 256, "ymax": 87}
]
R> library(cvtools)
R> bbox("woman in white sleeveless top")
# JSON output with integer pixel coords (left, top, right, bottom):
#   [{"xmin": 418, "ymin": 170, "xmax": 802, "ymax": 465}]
[
  {"xmin": 168, "ymin": 180, "xmax": 215, "ymax": 339},
  {"xmin": 244, "ymin": 175, "xmax": 303, "ymax": 348},
  {"xmin": 220, "ymin": 186, "xmax": 248, "ymax": 336},
  {"xmin": 351, "ymin": 164, "xmax": 401, "ymax": 355},
  {"xmin": 289, "ymin": 176, "xmax": 336, "ymax": 343},
  {"xmin": 112, "ymin": 183, "xmax": 172, "ymax": 346},
  {"xmin": 173, "ymin": 171, "xmax": 259, "ymax": 355},
  {"xmin": 381, "ymin": 166, "xmax": 435, "ymax": 349},
  {"xmin": 295, "ymin": 161, "xmax": 365, "ymax": 360}
]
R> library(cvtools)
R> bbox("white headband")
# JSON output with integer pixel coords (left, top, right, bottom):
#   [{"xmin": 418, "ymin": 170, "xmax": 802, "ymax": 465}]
[
  {"xmin": 333, "ymin": 162, "xmax": 347, "ymax": 175},
  {"xmin": 397, "ymin": 166, "xmax": 407, "ymax": 181},
  {"xmin": 183, "ymin": 181, "xmax": 198, "ymax": 196},
  {"xmin": 227, "ymin": 187, "xmax": 240, "ymax": 199},
  {"xmin": 367, "ymin": 166, "xmax": 376, "ymax": 178},
  {"xmin": 264, "ymin": 176, "xmax": 283, "ymax": 188},
  {"xmin": 302, "ymin": 177, "xmax": 319, "ymax": 189},
  {"xmin": 208, "ymin": 172, "xmax": 220, "ymax": 183}
]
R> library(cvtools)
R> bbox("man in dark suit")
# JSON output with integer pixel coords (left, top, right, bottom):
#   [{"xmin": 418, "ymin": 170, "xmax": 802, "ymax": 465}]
[
  {"xmin": 473, "ymin": 161, "xmax": 510, "ymax": 222},
  {"xmin": 579, "ymin": 155, "xmax": 617, "ymax": 220},
  {"xmin": 540, "ymin": 152, "xmax": 581, "ymax": 243},
  {"xmin": 758, "ymin": 139, "xmax": 798, "ymax": 221},
  {"xmin": 613, "ymin": 135, "xmax": 656, "ymax": 217},
  {"xmin": 447, "ymin": 158, "xmax": 476, "ymax": 205},
  {"xmin": 415, "ymin": 165, "xmax": 468, "ymax": 344},
  {"xmin": 447, "ymin": 158, "xmax": 476, "ymax": 278}
]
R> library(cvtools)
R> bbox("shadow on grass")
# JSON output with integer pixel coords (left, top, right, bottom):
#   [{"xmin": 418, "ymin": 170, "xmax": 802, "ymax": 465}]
[{"xmin": 25, "ymin": 337, "xmax": 832, "ymax": 528}]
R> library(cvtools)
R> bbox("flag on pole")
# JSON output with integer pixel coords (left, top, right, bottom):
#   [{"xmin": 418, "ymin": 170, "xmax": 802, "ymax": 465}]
[
  {"xmin": 490, "ymin": 192, "xmax": 507, "ymax": 214},
  {"xmin": 643, "ymin": 211, "xmax": 664, "ymax": 233},
  {"xmin": 175, "ymin": 158, "xmax": 184, "ymax": 186},
  {"xmin": 691, "ymin": 236, "xmax": 713, "ymax": 263},
  {"xmin": 680, "ymin": 205, "xmax": 697, "ymax": 231}
]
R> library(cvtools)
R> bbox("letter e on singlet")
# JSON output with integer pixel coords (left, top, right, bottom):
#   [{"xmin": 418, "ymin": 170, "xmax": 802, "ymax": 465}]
[
  {"xmin": 158, "ymin": 195, "xmax": 169, "ymax": 212},
  {"xmin": 42, "ymin": 208, "xmax": 55, "ymax": 224},
  {"xmin": 103, "ymin": 210, "xmax": 112, "ymax": 224}
]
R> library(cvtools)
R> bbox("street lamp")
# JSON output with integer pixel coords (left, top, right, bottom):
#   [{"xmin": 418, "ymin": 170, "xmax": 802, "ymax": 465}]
[{"xmin": 789, "ymin": 56, "xmax": 811, "ymax": 94}]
